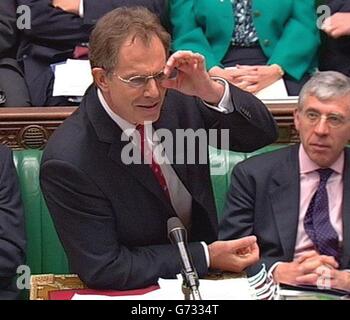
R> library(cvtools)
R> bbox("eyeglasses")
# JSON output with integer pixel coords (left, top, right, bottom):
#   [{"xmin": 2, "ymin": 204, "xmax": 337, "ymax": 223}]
[
  {"xmin": 302, "ymin": 110, "xmax": 350, "ymax": 128},
  {"xmin": 115, "ymin": 69, "xmax": 178, "ymax": 88}
]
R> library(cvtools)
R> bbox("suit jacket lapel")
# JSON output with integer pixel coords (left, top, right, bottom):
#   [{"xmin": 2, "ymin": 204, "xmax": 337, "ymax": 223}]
[
  {"xmin": 108, "ymin": 139, "xmax": 175, "ymax": 212},
  {"xmin": 341, "ymin": 148, "xmax": 350, "ymax": 268},
  {"xmin": 269, "ymin": 145, "xmax": 300, "ymax": 259},
  {"xmin": 153, "ymin": 110, "xmax": 189, "ymax": 191},
  {"xmin": 153, "ymin": 113, "xmax": 208, "ymax": 208},
  {"xmin": 84, "ymin": 87, "xmax": 175, "ymax": 213}
]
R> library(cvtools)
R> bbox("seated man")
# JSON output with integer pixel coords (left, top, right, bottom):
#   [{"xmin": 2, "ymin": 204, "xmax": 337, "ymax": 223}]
[
  {"xmin": 0, "ymin": 0, "xmax": 31, "ymax": 107},
  {"xmin": 319, "ymin": 0, "xmax": 350, "ymax": 77},
  {"xmin": 17, "ymin": 0, "xmax": 168, "ymax": 106},
  {"xmin": 40, "ymin": 7, "xmax": 278, "ymax": 290},
  {"xmin": 0, "ymin": 144, "xmax": 26, "ymax": 299},
  {"xmin": 220, "ymin": 71, "xmax": 350, "ymax": 294}
]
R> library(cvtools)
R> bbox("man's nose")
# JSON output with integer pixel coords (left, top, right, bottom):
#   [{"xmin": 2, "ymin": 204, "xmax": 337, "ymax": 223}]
[
  {"xmin": 314, "ymin": 117, "xmax": 330, "ymax": 136},
  {"xmin": 144, "ymin": 78, "xmax": 161, "ymax": 98}
]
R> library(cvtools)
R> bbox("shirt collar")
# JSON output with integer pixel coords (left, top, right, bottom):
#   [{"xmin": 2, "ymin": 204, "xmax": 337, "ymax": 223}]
[
  {"xmin": 97, "ymin": 89, "xmax": 154, "ymax": 143},
  {"xmin": 299, "ymin": 144, "xmax": 344, "ymax": 175},
  {"xmin": 97, "ymin": 89, "xmax": 136, "ymax": 137}
]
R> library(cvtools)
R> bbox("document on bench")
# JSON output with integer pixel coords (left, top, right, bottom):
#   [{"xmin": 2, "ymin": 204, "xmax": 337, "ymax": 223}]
[
  {"xmin": 71, "ymin": 274, "xmax": 255, "ymax": 300},
  {"xmin": 52, "ymin": 59, "xmax": 93, "ymax": 97},
  {"xmin": 224, "ymin": 67, "xmax": 289, "ymax": 100}
]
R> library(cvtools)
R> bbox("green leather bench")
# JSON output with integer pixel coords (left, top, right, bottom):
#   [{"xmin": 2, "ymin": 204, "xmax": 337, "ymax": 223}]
[
  {"xmin": 209, "ymin": 144, "xmax": 287, "ymax": 219},
  {"xmin": 13, "ymin": 145, "xmax": 288, "ymax": 279},
  {"xmin": 13, "ymin": 150, "xmax": 69, "ymax": 276}
]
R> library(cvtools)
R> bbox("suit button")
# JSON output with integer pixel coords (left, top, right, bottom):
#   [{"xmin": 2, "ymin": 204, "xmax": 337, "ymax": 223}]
[
  {"xmin": 253, "ymin": 11, "xmax": 261, "ymax": 17},
  {"xmin": 263, "ymin": 39, "xmax": 271, "ymax": 47}
]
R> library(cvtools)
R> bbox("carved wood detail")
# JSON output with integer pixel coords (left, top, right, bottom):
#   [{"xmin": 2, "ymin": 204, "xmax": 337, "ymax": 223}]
[{"xmin": 0, "ymin": 105, "xmax": 297, "ymax": 150}]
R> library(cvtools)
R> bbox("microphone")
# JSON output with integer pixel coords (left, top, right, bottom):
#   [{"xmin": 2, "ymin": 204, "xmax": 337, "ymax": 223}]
[{"xmin": 167, "ymin": 217, "xmax": 202, "ymax": 300}]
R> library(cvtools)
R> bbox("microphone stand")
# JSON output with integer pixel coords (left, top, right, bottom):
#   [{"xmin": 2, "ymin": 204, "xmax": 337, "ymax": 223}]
[
  {"xmin": 167, "ymin": 217, "xmax": 202, "ymax": 300},
  {"xmin": 181, "ymin": 270, "xmax": 202, "ymax": 300}
]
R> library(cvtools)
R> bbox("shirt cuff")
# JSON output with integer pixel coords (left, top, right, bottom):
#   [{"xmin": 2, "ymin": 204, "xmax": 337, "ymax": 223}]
[
  {"xmin": 200, "ymin": 241, "xmax": 210, "ymax": 268},
  {"xmin": 79, "ymin": 0, "xmax": 84, "ymax": 17},
  {"xmin": 202, "ymin": 77, "xmax": 234, "ymax": 114},
  {"xmin": 248, "ymin": 264, "xmax": 278, "ymax": 300},
  {"xmin": 268, "ymin": 261, "xmax": 283, "ymax": 283}
]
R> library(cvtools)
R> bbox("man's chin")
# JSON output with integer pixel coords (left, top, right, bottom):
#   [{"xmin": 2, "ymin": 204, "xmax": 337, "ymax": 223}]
[{"xmin": 138, "ymin": 111, "xmax": 161, "ymax": 124}]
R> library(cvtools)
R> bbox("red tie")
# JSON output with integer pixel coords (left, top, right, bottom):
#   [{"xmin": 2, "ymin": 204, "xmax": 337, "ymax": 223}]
[{"xmin": 136, "ymin": 125, "xmax": 170, "ymax": 200}]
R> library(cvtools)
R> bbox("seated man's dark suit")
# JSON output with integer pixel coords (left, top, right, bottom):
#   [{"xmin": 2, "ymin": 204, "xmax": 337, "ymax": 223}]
[
  {"xmin": 319, "ymin": 0, "xmax": 350, "ymax": 76},
  {"xmin": 40, "ymin": 84, "xmax": 278, "ymax": 290},
  {"xmin": 0, "ymin": 0, "xmax": 30, "ymax": 106},
  {"xmin": 219, "ymin": 144, "xmax": 350, "ymax": 276},
  {"xmin": 0, "ymin": 144, "xmax": 26, "ymax": 299},
  {"xmin": 16, "ymin": 0, "xmax": 168, "ymax": 106}
]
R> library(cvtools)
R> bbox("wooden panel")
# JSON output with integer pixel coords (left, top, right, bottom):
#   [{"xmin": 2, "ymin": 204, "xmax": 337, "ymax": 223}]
[
  {"xmin": 0, "ymin": 104, "xmax": 297, "ymax": 150},
  {"xmin": 0, "ymin": 107, "xmax": 76, "ymax": 149}
]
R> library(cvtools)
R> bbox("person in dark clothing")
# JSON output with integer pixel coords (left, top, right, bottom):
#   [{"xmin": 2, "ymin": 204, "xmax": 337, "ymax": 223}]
[
  {"xmin": 0, "ymin": 0, "xmax": 31, "ymax": 107},
  {"xmin": 0, "ymin": 144, "xmax": 26, "ymax": 299},
  {"xmin": 319, "ymin": 0, "xmax": 350, "ymax": 77},
  {"xmin": 17, "ymin": 0, "xmax": 168, "ymax": 106},
  {"xmin": 39, "ymin": 7, "xmax": 278, "ymax": 290}
]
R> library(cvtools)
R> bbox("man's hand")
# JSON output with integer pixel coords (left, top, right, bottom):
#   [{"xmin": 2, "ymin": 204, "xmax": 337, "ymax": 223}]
[
  {"xmin": 322, "ymin": 12, "xmax": 350, "ymax": 38},
  {"xmin": 52, "ymin": 0, "xmax": 80, "ymax": 15},
  {"xmin": 208, "ymin": 236, "xmax": 259, "ymax": 273},
  {"xmin": 231, "ymin": 65, "xmax": 283, "ymax": 93},
  {"xmin": 273, "ymin": 251, "xmax": 339, "ymax": 285},
  {"xmin": 162, "ymin": 51, "xmax": 225, "ymax": 104},
  {"xmin": 296, "ymin": 263, "xmax": 350, "ymax": 292}
]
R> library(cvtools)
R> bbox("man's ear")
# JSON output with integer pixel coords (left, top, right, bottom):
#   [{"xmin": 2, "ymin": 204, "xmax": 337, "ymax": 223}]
[
  {"xmin": 92, "ymin": 68, "xmax": 110, "ymax": 92},
  {"xmin": 294, "ymin": 108, "xmax": 300, "ymax": 131}
]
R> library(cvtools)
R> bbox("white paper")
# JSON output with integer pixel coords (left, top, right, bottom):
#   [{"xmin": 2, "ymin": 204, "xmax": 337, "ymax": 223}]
[
  {"xmin": 71, "ymin": 274, "xmax": 255, "ymax": 300},
  {"xmin": 224, "ymin": 66, "xmax": 289, "ymax": 100},
  {"xmin": 52, "ymin": 59, "xmax": 93, "ymax": 97},
  {"xmin": 254, "ymin": 78, "xmax": 289, "ymax": 100}
]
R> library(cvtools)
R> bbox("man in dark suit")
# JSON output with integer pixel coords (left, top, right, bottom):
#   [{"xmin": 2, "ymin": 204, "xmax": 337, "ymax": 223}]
[
  {"xmin": 17, "ymin": 0, "xmax": 168, "ymax": 106},
  {"xmin": 319, "ymin": 0, "xmax": 350, "ymax": 76},
  {"xmin": 220, "ymin": 71, "xmax": 350, "ymax": 293},
  {"xmin": 0, "ymin": 144, "xmax": 26, "ymax": 299},
  {"xmin": 0, "ymin": 0, "xmax": 30, "ymax": 106},
  {"xmin": 40, "ymin": 7, "xmax": 277, "ymax": 290}
]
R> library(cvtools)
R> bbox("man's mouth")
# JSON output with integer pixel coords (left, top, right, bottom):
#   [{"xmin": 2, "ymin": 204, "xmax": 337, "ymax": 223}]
[
  {"xmin": 310, "ymin": 143, "xmax": 330, "ymax": 151},
  {"xmin": 137, "ymin": 102, "xmax": 159, "ymax": 109}
]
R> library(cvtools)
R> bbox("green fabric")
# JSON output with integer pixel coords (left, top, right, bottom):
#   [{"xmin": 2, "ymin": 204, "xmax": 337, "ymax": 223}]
[
  {"xmin": 13, "ymin": 150, "xmax": 69, "ymax": 276},
  {"xmin": 170, "ymin": 0, "xmax": 320, "ymax": 79},
  {"xmin": 11, "ymin": 145, "xmax": 291, "ymax": 283},
  {"xmin": 210, "ymin": 144, "xmax": 289, "ymax": 220}
]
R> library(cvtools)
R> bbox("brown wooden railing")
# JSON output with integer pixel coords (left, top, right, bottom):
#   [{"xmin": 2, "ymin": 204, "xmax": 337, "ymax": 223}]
[{"xmin": 0, "ymin": 104, "xmax": 297, "ymax": 150}]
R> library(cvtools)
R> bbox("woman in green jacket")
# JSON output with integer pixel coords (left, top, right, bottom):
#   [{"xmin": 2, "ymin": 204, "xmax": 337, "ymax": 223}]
[{"xmin": 170, "ymin": 0, "xmax": 320, "ymax": 95}]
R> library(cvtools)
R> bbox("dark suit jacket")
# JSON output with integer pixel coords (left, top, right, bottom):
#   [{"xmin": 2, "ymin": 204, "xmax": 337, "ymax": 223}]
[
  {"xmin": 0, "ymin": 145, "xmax": 26, "ymax": 300},
  {"xmin": 40, "ymin": 84, "xmax": 278, "ymax": 290},
  {"xmin": 319, "ymin": 0, "xmax": 350, "ymax": 76},
  {"xmin": 0, "ymin": 0, "xmax": 23, "ymax": 75},
  {"xmin": 16, "ymin": 0, "xmax": 168, "ymax": 106},
  {"xmin": 219, "ymin": 144, "xmax": 350, "ymax": 276},
  {"xmin": 0, "ymin": 0, "xmax": 18, "ymax": 60}
]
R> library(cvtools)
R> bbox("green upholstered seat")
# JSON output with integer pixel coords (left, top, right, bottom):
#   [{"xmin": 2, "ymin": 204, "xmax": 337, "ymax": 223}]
[
  {"xmin": 13, "ymin": 150, "xmax": 69, "ymax": 276},
  {"xmin": 11, "ymin": 144, "xmax": 289, "ymax": 292},
  {"xmin": 210, "ymin": 144, "xmax": 289, "ymax": 220}
]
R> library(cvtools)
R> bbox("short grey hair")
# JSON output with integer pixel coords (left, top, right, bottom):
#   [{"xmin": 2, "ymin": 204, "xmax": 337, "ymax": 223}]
[{"xmin": 298, "ymin": 71, "xmax": 350, "ymax": 110}]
